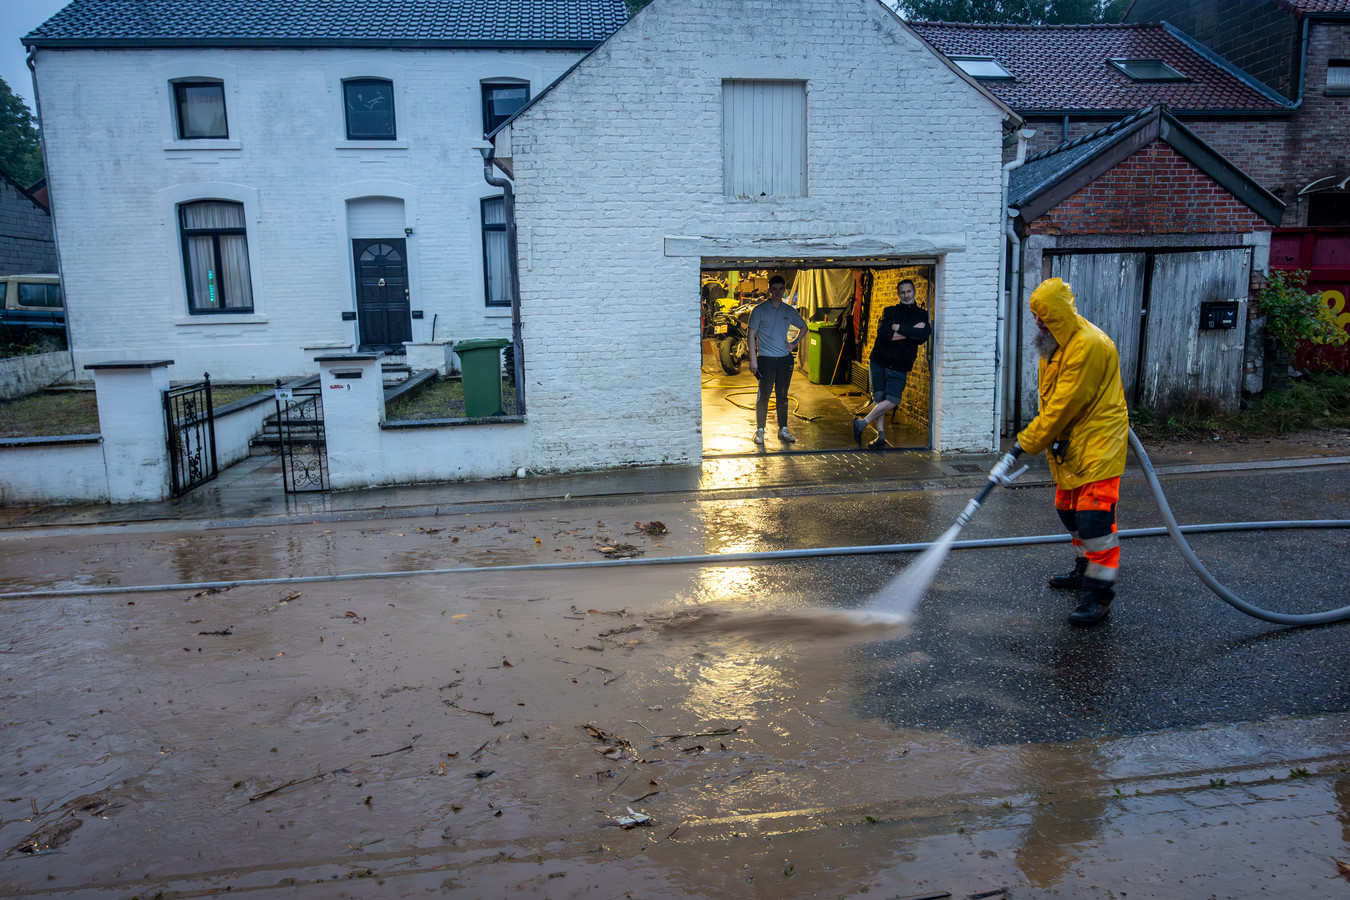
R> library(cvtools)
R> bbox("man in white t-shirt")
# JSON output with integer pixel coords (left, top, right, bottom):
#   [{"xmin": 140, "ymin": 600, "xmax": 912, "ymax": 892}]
[{"xmin": 747, "ymin": 275, "xmax": 807, "ymax": 445}]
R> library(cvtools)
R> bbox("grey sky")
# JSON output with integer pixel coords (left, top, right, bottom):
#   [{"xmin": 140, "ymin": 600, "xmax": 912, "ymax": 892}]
[{"xmin": 3, "ymin": 0, "xmax": 71, "ymax": 109}]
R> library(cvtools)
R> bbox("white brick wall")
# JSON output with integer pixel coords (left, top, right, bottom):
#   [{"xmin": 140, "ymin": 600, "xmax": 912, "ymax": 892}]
[
  {"xmin": 32, "ymin": 46, "xmax": 586, "ymax": 381},
  {"xmin": 509, "ymin": 0, "xmax": 1008, "ymax": 466}
]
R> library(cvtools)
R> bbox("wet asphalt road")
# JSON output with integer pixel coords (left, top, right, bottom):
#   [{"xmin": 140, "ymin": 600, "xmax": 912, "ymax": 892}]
[
  {"xmin": 0, "ymin": 463, "xmax": 1347, "ymax": 898},
  {"xmin": 7, "ymin": 464, "xmax": 1344, "ymax": 751},
  {"xmin": 691, "ymin": 466, "xmax": 1350, "ymax": 745}
]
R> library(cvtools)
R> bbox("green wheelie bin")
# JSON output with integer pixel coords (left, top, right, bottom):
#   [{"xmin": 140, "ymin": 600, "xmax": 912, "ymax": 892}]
[{"xmin": 453, "ymin": 338, "xmax": 511, "ymax": 417}]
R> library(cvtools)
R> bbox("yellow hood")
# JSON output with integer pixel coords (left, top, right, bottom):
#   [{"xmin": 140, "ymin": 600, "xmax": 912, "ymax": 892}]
[
  {"xmin": 1029, "ymin": 278, "xmax": 1080, "ymax": 347},
  {"xmin": 1016, "ymin": 278, "xmax": 1130, "ymax": 489}
]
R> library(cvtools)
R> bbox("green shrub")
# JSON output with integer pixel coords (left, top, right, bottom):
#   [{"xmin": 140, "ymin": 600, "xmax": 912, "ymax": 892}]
[{"xmin": 1257, "ymin": 270, "xmax": 1349, "ymax": 354}]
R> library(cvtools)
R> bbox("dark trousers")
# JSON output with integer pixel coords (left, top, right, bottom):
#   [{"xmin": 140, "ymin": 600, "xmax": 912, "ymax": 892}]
[{"xmin": 755, "ymin": 354, "xmax": 794, "ymax": 429}]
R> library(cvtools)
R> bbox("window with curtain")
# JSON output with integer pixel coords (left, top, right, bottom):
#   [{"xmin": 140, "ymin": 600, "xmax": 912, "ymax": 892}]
[
  {"xmin": 173, "ymin": 81, "xmax": 228, "ymax": 139},
  {"xmin": 179, "ymin": 200, "xmax": 253, "ymax": 314},
  {"xmin": 344, "ymin": 78, "xmax": 397, "ymax": 140},
  {"xmin": 481, "ymin": 196, "xmax": 509, "ymax": 307},
  {"xmin": 722, "ymin": 80, "xmax": 807, "ymax": 198}
]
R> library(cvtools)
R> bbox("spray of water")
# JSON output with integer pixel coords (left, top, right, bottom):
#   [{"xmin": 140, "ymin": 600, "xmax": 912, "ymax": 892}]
[{"xmin": 864, "ymin": 523, "xmax": 963, "ymax": 622}]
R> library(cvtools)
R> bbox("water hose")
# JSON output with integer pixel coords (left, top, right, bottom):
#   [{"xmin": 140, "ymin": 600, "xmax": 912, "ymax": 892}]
[
  {"xmin": 1, "ymin": 438, "xmax": 1347, "ymax": 619},
  {"xmin": 1128, "ymin": 428, "xmax": 1350, "ymax": 626}
]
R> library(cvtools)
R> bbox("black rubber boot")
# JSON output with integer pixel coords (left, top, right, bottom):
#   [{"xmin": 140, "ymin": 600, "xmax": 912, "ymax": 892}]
[
  {"xmin": 1048, "ymin": 557, "xmax": 1088, "ymax": 590},
  {"xmin": 1067, "ymin": 577, "xmax": 1114, "ymax": 626}
]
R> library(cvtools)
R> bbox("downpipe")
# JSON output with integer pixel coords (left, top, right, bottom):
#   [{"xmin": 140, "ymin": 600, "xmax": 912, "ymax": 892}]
[{"xmin": 3, "ymin": 433, "xmax": 1349, "ymax": 626}]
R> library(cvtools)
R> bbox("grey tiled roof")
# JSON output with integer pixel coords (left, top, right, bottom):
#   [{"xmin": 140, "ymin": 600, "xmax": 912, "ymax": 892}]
[
  {"xmin": 25, "ymin": 0, "xmax": 627, "ymax": 48},
  {"xmin": 1008, "ymin": 108, "xmax": 1152, "ymax": 208}
]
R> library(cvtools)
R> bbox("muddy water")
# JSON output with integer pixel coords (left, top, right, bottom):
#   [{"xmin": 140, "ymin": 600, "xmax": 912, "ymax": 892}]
[{"xmin": 2, "ymin": 497, "xmax": 1349, "ymax": 897}]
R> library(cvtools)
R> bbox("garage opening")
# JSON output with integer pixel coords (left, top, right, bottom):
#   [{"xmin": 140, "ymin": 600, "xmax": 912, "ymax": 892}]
[{"xmin": 700, "ymin": 258, "xmax": 936, "ymax": 456}]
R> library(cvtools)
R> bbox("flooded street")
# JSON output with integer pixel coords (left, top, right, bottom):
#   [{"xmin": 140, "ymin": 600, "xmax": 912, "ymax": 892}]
[{"xmin": 1, "ymin": 469, "xmax": 1348, "ymax": 898}]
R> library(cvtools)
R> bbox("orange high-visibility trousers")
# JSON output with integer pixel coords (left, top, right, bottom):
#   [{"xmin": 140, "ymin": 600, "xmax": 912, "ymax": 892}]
[{"xmin": 1054, "ymin": 476, "xmax": 1120, "ymax": 583}]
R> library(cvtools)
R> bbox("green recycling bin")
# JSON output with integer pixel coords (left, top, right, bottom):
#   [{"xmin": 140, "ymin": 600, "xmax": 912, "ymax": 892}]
[
  {"xmin": 453, "ymin": 338, "xmax": 511, "ymax": 417},
  {"xmin": 806, "ymin": 321, "xmax": 846, "ymax": 385}
]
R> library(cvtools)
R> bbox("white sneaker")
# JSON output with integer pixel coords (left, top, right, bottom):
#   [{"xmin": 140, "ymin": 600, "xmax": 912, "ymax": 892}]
[
  {"xmin": 778, "ymin": 427, "xmax": 796, "ymax": 443},
  {"xmin": 753, "ymin": 428, "xmax": 765, "ymax": 444}
]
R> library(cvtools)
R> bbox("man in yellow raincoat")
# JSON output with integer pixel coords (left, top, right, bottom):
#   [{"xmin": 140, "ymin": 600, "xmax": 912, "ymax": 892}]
[{"xmin": 990, "ymin": 278, "xmax": 1129, "ymax": 625}]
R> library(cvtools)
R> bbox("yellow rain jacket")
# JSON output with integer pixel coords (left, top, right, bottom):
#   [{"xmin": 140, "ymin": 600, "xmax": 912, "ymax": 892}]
[{"xmin": 1016, "ymin": 278, "xmax": 1129, "ymax": 490}]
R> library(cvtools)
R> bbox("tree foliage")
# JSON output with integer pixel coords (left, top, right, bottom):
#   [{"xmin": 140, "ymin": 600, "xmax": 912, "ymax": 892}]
[
  {"xmin": 897, "ymin": 0, "xmax": 1129, "ymax": 23},
  {"xmin": 0, "ymin": 77, "xmax": 44, "ymax": 190}
]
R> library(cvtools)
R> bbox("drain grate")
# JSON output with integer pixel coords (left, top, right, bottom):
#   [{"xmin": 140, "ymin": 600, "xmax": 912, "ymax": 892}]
[{"xmin": 949, "ymin": 463, "xmax": 985, "ymax": 473}]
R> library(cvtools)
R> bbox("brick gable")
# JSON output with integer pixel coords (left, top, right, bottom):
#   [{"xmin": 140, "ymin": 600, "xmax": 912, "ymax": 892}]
[{"xmin": 1027, "ymin": 141, "xmax": 1274, "ymax": 236}]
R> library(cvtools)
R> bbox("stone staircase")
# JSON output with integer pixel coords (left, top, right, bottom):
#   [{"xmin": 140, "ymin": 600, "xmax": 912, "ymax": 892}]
[{"xmin": 248, "ymin": 361, "xmax": 423, "ymax": 456}]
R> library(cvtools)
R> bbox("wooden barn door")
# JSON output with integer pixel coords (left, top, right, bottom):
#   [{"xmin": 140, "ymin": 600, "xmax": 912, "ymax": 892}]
[
  {"xmin": 1138, "ymin": 248, "xmax": 1251, "ymax": 412},
  {"xmin": 1049, "ymin": 252, "xmax": 1147, "ymax": 402}
]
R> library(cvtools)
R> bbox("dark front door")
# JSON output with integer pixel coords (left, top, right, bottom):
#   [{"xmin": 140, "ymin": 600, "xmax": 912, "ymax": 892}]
[{"xmin": 353, "ymin": 238, "xmax": 411, "ymax": 353}]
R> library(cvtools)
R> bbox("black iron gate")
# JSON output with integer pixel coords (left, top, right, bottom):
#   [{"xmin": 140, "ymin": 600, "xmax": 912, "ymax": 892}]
[
  {"xmin": 164, "ymin": 374, "xmax": 219, "ymax": 497},
  {"xmin": 274, "ymin": 381, "xmax": 329, "ymax": 493}
]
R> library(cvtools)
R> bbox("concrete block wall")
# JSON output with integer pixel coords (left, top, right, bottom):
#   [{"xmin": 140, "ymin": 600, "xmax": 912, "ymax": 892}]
[
  {"xmin": 509, "ymin": 0, "xmax": 1008, "ymax": 462},
  {"xmin": 0, "ymin": 176, "xmax": 57, "ymax": 274},
  {"xmin": 31, "ymin": 46, "xmax": 585, "ymax": 382},
  {"xmin": 0, "ymin": 350, "xmax": 73, "ymax": 400}
]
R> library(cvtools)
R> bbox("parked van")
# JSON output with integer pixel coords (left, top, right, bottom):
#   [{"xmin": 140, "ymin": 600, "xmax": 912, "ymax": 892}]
[{"xmin": 0, "ymin": 274, "xmax": 64, "ymax": 333}]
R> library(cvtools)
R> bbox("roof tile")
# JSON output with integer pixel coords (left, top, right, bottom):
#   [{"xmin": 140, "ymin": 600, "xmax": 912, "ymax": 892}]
[
  {"xmin": 26, "ymin": 0, "xmax": 627, "ymax": 46},
  {"xmin": 910, "ymin": 22, "xmax": 1288, "ymax": 113}
]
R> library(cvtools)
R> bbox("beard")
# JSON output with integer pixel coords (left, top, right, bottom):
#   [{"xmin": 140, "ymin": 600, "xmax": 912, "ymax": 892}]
[{"xmin": 1033, "ymin": 328, "xmax": 1059, "ymax": 361}]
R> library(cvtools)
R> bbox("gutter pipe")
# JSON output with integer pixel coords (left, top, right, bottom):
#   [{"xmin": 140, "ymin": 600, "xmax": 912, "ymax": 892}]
[
  {"xmin": 479, "ymin": 143, "xmax": 526, "ymax": 415},
  {"xmin": 25, "ymin": 48, "xmax": 73, "ymax": 377},
  {"xmin": 995, "ymin": 128, "xmax": 1033, "ymax": 444}
]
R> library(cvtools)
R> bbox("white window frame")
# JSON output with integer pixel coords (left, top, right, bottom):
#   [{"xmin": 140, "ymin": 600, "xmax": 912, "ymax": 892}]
[
  {"xmin": 158, "ymin": 183, "xmax": 266, "ymax": 324},
  {"xmin": 157, "ymin": 62, "xmax": 242, "ymax": 151},
  {"xmin": 325, "ymin": 62, "xmax": 409, "ymax": 149}
]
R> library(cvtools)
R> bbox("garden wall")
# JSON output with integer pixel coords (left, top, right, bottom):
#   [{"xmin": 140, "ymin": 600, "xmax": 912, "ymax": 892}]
[
  {"xmin": 0, "ymin": 351, "xmax": 73, "ymax": 401},
  {"xmin": 0, "ymin": 436, "xmax": 109, "ymax": 505}
]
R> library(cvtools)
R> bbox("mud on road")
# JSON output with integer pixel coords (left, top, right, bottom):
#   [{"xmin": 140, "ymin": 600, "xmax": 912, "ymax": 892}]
[{"xmin": 1, "ymin": 477, "xmax": 1349, "ymax": 898}]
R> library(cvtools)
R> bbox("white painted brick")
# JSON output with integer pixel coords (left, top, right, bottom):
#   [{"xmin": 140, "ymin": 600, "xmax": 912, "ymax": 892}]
[{"xmin": 510, "ymin": 0, "xmax": 1008, "ymax": 461}]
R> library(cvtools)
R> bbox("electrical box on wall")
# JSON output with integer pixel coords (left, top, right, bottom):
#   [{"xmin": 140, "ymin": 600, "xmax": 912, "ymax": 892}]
[{"xmin": 1199, "ymin": 300, "xmax": 1239, "ymax": 330}]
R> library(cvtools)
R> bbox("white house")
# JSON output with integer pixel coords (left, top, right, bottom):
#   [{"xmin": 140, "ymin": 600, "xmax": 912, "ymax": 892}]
[
  {"xmin": 496, "ymin": 0, "xmax": 1020, "ymax": 465},
  {"xmin": 23, "ymin": 0, "xmax": 625, "ymax": 381}
]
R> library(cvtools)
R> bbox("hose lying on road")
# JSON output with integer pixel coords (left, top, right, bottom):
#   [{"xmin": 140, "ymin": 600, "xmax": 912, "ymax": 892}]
[
  {"xmin": 3, "ymin": 509, "xmax": 1349, "ymax": 619},
  {"xmin": 1128, "ymin": 428, "xmax": 1350, "ymax": 626}
]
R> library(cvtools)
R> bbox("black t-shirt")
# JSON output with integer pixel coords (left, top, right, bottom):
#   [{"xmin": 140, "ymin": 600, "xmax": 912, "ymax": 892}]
[{"xmin": 870, "ymin": 302, "xmax": 931, "ymax": 372}]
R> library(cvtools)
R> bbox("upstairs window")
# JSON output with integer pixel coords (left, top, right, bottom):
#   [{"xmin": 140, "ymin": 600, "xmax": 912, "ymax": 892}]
[
  {"xmin": 481, "ymin": 81, "xmax": 529, "ymax": 136},
  {"xmin": 481, "ymin": 196, "xmax": 509, "ymax": 307},
  {"xmin": 950, "ymin": 55, "xmax": 1014, "ymax": 80},
  {"xmin": 344, "ymin": 78, "xmax": 397, "ymax": 140},
  {"xmin": 1108, "ymin": 58, "xmax": 1187, "ymax": 82},
  {"xmin": 1327, "ymin": 60, "xmax": 1350, "ymax": 96},
  {"xmin": 180, "ymin": 201, "xmax": 253, "ymax": 314},
  {"xmin": 173, "ymin": 80, "xmax": 228, "ymax": 139},
  {"xmin": 723, "ymin": 79, "xmax": 807, "ymax": 198}
]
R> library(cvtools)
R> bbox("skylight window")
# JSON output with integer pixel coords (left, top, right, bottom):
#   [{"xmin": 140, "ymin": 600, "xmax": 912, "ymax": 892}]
[
  {"xmin": 950, "ymin": 55, "xmax": 1014, "ymax": 80},
  {"xmin": 1109, "ymin": 59, "xmax": 1188, "ymax": 82}
]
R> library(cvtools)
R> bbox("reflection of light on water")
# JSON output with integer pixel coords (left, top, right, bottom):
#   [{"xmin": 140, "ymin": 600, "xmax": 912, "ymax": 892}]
[
  {"xmin": 696, "ymin": 565, "xmax": 760, "ymax": 602},
  {"xmin": 682, "ymin": 650, "xmax": 789, "ymax": 723}
]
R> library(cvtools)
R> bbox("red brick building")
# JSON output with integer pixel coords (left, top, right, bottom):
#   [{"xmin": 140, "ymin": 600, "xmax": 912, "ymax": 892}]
[{"xmin": 1006, "ymin": 107, "xmax": 1282, "ymax": 419}]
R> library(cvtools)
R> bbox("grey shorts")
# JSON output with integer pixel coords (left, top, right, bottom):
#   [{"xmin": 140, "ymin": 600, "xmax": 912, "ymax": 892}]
[{"xmin": 869, "ymin": 361, "xmax": 909, "ymax": 404}]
